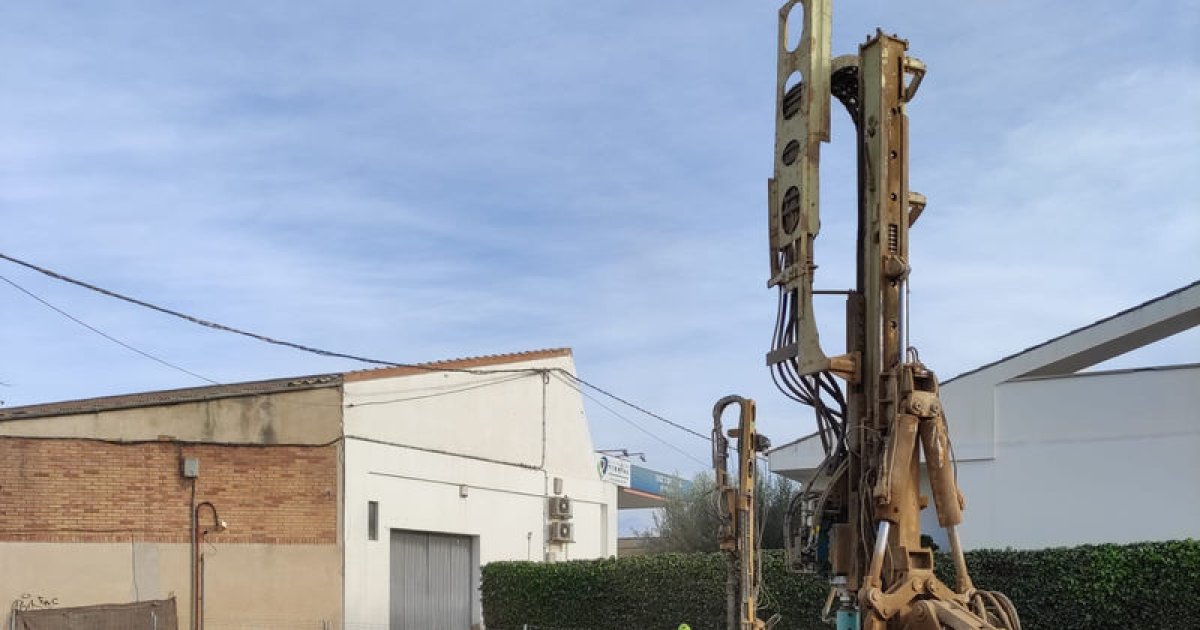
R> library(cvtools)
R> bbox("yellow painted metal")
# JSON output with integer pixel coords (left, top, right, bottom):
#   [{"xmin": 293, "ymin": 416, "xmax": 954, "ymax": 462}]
[
  {"xmin": 767, "ymin": 0, "xmax": 857, "ymax": 381},
  {"xmin": 713, "ymin": 396, "xmax": 772, "ymax": 630},
  {"xmin": 768, "ymin": 5, "xmax": 1021, "ymax": 629}
]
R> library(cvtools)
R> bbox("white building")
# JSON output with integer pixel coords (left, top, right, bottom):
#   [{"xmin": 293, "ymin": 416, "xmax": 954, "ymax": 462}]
[
  {"xmin": 0, "ymin": 347, "xmax": 617, "ymax": 630},
  {"xmin": 342, "ymin": 348, "xmax": 617, "ymax": 629},
  {"xmin": 770, "ymin": 281, "xmax": 1200, "ymax": 551}
]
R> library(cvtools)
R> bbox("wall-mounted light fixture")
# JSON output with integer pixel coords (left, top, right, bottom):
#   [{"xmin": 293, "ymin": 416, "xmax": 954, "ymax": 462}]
[{"xmin": 596, "ymin": 448, "xmax": 646, "ymax": 462}]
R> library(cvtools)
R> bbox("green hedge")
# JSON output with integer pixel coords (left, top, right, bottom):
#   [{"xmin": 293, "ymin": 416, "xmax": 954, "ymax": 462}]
[{"xmin": 481, "ymin": 540, "xmax": 1200, "ymax": 630}]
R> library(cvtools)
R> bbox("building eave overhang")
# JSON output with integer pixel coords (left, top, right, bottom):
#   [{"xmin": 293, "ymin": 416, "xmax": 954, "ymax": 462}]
[{"xmin": 943, "ymin": 280, "xmax": 1200, "ymax": 386}]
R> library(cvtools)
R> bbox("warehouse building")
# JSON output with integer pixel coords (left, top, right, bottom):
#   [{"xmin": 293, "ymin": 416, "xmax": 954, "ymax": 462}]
[
  {"xmin": 769, "ymin": 280, "xmax": 1200, "ymax": 550},
  {"xmin": 0, "ymin": 348, "xmax": 617, "ymax": 630}
]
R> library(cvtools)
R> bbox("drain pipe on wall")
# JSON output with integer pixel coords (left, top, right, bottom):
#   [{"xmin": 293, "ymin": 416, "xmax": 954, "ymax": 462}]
[
  {"xmin": 193, "ymin": 501, "xmax": 226, "ymax": 630},
  {"xmin": 182, "ymin": 458, "xmax": 199, "ymax": 630},
  {"xmin": 539, "ymin": 370, "xmax": 553, "ymax": 562},
  {"xmin": 190, "ymin": 483, "xmax": 196, "ymax": 630},
  {"xmin": 542, "ymin": 369, "xmax": 549, "ymax": 559}
]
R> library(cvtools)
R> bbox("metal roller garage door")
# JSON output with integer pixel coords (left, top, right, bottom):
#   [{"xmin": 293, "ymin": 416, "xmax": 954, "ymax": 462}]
[{"xmin": 389, "ymin": 529, "xmax": 474, "ymax": 630}]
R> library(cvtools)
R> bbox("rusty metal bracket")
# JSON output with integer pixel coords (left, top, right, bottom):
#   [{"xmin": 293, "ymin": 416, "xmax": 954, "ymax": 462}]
[
  {"xmin": 902, "ymin": 57, "xmax": 926, "ymax": 102},
  {"xmin": 907, "ymin": 192, "xmax": 927, "ymax": 227}
]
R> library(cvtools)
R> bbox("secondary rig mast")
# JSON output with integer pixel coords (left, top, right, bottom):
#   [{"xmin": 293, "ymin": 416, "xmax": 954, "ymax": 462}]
[
  {"xmin": 713, "ymin": 396, "xmax": 774, "ymax": 630},
  {"xmin": 767, "ymin": 2, "xmax": 1021, "ymax": 628}
]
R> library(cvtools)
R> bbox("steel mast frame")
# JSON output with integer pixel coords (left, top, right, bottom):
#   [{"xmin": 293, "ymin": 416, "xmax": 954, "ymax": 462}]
[{"xmin": 767, "ymin": 2, "xmax": 1020, "ymax": 628}]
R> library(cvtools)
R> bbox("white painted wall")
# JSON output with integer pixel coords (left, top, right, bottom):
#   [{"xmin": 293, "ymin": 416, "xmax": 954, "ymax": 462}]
[
  {"xmin": 952, "ymin": 365, "xmax": 1200, "ymax": 550},
  {"xmin": 340, "ymin": 354, "xmax": 618, "ymax": 629},
  {"xmin": 938, "ymin": 373, "xmax": 997, "ymax": 462},
  {"xmin": 773, "ymin": 366, "xmax": 1200, "ymax": 552}
]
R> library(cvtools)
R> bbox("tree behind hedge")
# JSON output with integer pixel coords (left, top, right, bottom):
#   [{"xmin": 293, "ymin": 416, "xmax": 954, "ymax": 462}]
[{"xmin": 637, "ymin": 471, "xmax": 797, "ymax": 553}]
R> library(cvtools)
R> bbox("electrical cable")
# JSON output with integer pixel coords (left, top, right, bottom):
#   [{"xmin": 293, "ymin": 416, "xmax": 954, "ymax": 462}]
[
  {"xmin": 1, "ymin": 252, "xmax": 717, "ymax": 447},
  {"xmin": 551, "ymin": 371, "xmax": 709, "ymax": 467},
  {"xmin": 0, "ymin": 251, "xmax": 530, "ymax": 375},
  {"xmin": 772, "ymin": 282, "xmax": 860, "ymax": 576},
  {"xmin": 343, "ymin": 372, "xmax": 533, "ymax": 407},
  {"xmin": 0, "ymin": 273, "xmax": 218, "ymax": 385},
  {"xmin": 560, "ymin": 371, "xmax": 711, "ymax": 443}
]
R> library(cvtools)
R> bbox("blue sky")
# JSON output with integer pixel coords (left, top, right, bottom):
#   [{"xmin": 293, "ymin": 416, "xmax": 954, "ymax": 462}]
[{"xmin": 1, "ymin": 1, "xmax": 1197, "ymax": 496}]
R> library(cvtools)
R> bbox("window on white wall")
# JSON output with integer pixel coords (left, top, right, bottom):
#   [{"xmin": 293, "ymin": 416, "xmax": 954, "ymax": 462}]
[{"xmin": 368, "ymin": 501, "xmax": 379, "ymax": 541}]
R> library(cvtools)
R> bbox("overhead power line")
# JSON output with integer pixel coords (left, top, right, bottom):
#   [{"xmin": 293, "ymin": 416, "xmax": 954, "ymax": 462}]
[
  {"xmin": 0, "ymin": 251, "xmax": 713, "ymax": 448},
  {"xmin": 551, "ymin": 372, "xmax": 709, "ymax": 467},
  {"xmin": 559, "ymin": 373, "xmax": 711, "ymax": 442},
  {"xmin": 0, "ymin": 273, "xmax": 217, "ymax": 384},
  {"xmin": 0, "ymin": 252, "xmax": 488, "ymax": 374}
]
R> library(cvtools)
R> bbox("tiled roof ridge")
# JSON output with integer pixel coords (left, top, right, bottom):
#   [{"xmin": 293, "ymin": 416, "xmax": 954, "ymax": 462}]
[
  {"xmin": 343, "ymin": 347, "xmax": 573, "ymax": 382},
  {"xmin": 0, "ymin": 348, "xmax": 574, "ymax": 420}
]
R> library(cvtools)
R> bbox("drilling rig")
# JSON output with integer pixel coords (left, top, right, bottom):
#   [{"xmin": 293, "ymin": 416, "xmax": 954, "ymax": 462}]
[{"xmin": 766, "ymin": 1, "xmax": 1021, "ymax": 628}]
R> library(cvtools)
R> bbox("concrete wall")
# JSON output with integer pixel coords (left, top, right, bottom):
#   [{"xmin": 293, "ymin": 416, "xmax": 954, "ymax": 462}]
[
  {"xmin": 0, "ymin": 387, "xmax": 344, "ymax": 629},
  {"xmin": 774, "ymin": 365, "xmax": 1200, "ymax": 552},
  {"xmin": 0, "ymin": 386, "xmax": 342, "ymax": 445},
  {"xmin": 1, "ymin": 543, "xmax": 340, "ymax": 629},
  {"xmin": 341, "ymin": 354, "xmax": 618, "ymax": 629},
  {"xmin": 938, "ymin": 373, "xmax": 998, "ymax": 462},
  {"xmin": 953, "ymin": 365, "xmax": 1200, "ymax": 550}
]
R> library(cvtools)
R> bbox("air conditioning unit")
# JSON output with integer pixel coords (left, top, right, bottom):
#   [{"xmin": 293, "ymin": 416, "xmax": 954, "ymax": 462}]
[
  {"xmin": 548, "ymin": 521, "xmax": 574, "ymax": 543},
  {"xmin": 548, "ymin": 496, "xmax": 572, "ymax": 519}
]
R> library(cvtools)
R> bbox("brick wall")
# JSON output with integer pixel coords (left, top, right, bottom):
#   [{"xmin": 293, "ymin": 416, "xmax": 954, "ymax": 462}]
[{"xmin": 0, "ymin": 437, "xmax": 338, "ymax": 544}]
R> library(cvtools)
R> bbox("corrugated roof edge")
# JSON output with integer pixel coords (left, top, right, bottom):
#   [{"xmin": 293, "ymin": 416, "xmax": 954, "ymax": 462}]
[
  {"xmin": 343, "ymin": 347, "xmax": 573, "ymax": 382},
  {"xmin": 1005, "ymin": 362, "xmax": 1200, "ymax": 384},
  {"xmin": 0, "ymin": 348, "xmax": 574, "ymax": 422},
  {"xmin": 0, "ymin": 374, "xmax": 343, "ymax": 422},
  {"xmin": 766, "ymin": 430, "xmax": 820, "ymax": 455},
  {"xmin": 942, "ymin": 279, "xmax": 1200, "ymax": 385}
]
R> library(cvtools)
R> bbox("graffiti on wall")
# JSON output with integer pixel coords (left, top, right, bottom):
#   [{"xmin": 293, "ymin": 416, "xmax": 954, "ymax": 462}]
[{"xmin": 11, "ymin": 593, "xmax": 59, "ymax": 612}]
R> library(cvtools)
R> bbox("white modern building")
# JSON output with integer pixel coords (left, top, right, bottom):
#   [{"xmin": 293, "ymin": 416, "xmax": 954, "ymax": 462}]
[{"xmin": 770, "ymin": 281, "xmax": 1200, "ymax": 550}]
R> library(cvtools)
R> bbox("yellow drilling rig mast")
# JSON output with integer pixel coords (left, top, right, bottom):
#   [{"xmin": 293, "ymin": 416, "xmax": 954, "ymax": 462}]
[
  {"xmin": 761, "ymin": 1, "xmax": 1022, "ymax": 628},
  {"xmin": 712, "ymin": 396, "xmax": 774, "ymax": 630}
]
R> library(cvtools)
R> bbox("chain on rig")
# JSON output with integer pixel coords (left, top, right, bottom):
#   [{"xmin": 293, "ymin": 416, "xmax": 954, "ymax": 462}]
[{"xmin": 714, "ymin": 1, "xmax": 1022, "ymax": 629}]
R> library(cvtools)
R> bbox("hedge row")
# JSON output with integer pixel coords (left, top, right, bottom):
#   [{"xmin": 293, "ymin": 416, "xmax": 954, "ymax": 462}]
[{"xmin": 481, "ymin": 540, "xmax": 1200, "ymax": 630}]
